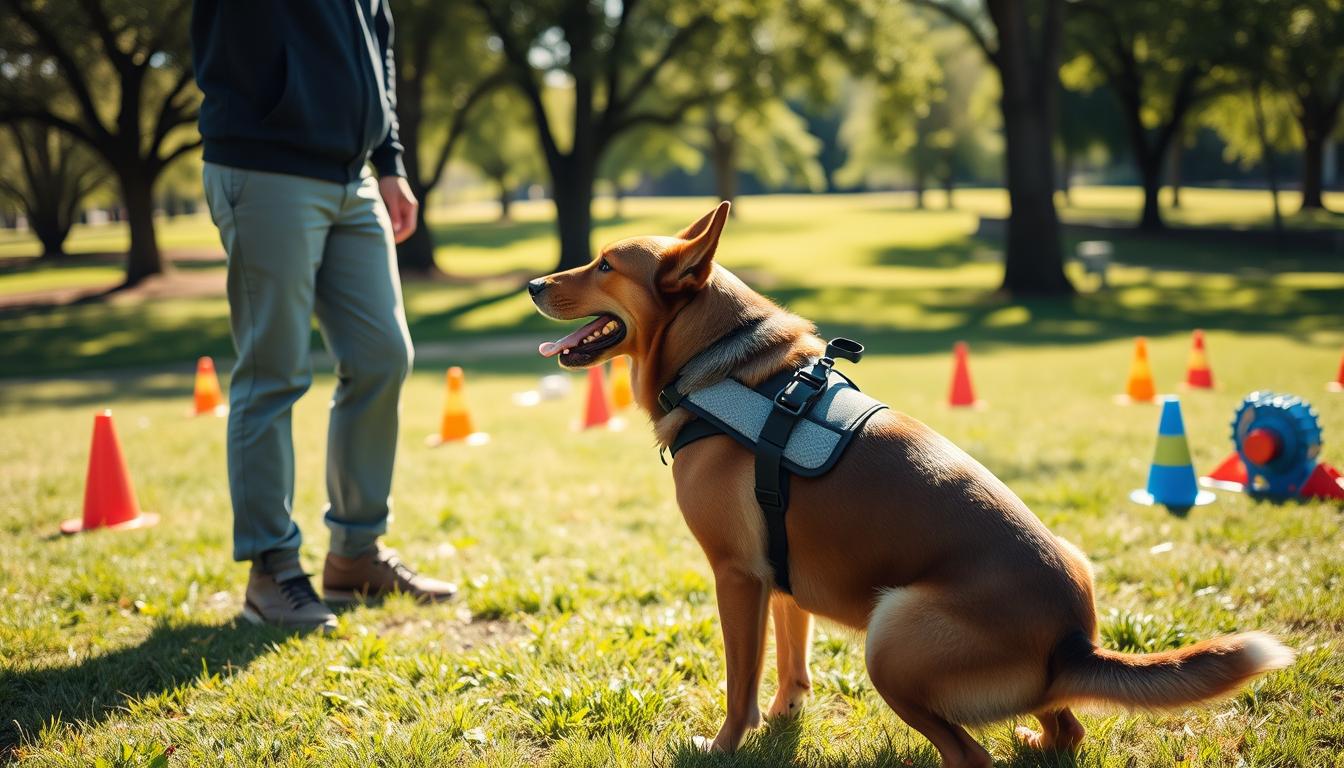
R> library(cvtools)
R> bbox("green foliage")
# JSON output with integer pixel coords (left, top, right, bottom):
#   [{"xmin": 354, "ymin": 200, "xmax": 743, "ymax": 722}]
[
  {"xmin": 837, "ymin": 16, "xmax": 998, "ymax": 194},
  {"xmin": 459, "ymin": 90, "xmax": 546, "ymax": 198}
]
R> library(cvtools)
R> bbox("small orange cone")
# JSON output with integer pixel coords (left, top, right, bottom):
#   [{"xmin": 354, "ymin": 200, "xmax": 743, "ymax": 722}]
[
  {"xmin": 947, "ymin": 341, "xmax": 982, "ymax": 408},
  {"xmin": 61, "ymin": 410, "xmax": 159, "ymax": 534},
  {"xmin": 192, "ymin": 356, "xmax": 227, "ymax": 416},
  {"xmin": 609, "ymin": 356, "xmax": 635, "ymax": 411},
  {"xmin": 1183, "ymin": 330, "xmax": 1214, "ymax": 390},
  {"xmin": 427, "ymin": 367, "xmax": 489, "ymax": 446},
  {"xmin": 1329, "ymin": 348, "xmax": 1343, "ymax": 392},
  {"xmin": 581, "ymin": 366, "xmax": 613, "ymax": 429},
  {"xmin": 1118, "ymin": 337, "xmax": 1157, "ymax": 404}
]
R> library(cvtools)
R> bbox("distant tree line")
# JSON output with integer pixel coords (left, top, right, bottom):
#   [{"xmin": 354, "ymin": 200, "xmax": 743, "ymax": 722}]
[{"xmin": 1, "ymin": 0, "xmax": 1341, "ymax": 296}]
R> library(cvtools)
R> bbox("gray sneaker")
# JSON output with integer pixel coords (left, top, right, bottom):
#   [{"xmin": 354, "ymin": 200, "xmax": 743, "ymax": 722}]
[{"xmin": 242, "ymin": 557, "xmax": 338, "ymax": 633}]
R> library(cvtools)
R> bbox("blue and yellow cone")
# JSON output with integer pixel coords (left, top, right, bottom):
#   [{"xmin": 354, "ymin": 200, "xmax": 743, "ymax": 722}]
[{"xmin": 1131, "ymin": 396, "xmax": 1216, "ymax": 511}]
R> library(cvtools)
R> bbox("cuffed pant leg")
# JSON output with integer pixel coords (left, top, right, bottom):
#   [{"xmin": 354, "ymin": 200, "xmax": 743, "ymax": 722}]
[
  {"xmin": 315, "ymin": 174, "xmax": 413, "ymax": 558},
  {"xmin": 203, "ymin": 163, "xmax": 343, "ymax": 562}
]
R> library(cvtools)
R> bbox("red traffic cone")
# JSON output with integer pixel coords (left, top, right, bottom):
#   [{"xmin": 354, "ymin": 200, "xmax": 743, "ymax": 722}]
[
  {"xmin": 1300, "ymin": 462, "xmax": 1344, "ymax": 500},
  {"xmin": 581, "ymin": 366, "xmax": 613, "ymax": 429},
  {"xmin": 1200, "ymin": 452, "xmax": 1248, "ymax": 492},
  {"xmin": 1329, "ymin": 348, "xmax": 1343, "ymax": 392},
  {"xmin": 193, "ymin": 356, "xmax": 227, "ymax": 416},
  {"xmin": 948, "ymin": 341, "xmax": 982, "ymax": 408},
  {"xmin": 61, "ymin": 411, "xmax": 159, "ymax": 534},
  {"xmin": 1183, "ymin": 330, "xmax": 1214, "ymax": 390}
]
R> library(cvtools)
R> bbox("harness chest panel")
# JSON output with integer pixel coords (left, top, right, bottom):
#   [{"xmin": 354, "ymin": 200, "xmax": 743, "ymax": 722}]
[
  {"xmin": 670, "ymin": 371, "xmax": 886, "ymax": 475},
  {"xmin": 664, "ymin": 344, "xmax": 884, "ymax": 595}
]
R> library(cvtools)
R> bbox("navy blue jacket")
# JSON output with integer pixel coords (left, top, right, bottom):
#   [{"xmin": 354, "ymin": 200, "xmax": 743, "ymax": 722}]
[{"xmin": 191, "ymin": 0, "xmax": 406, "ymax": 183}]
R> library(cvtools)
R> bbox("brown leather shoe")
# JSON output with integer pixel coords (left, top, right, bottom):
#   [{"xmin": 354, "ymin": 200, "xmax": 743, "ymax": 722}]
[{"xmin": 322, "ymin": 544, "xmax": 458, "ymax": 604}]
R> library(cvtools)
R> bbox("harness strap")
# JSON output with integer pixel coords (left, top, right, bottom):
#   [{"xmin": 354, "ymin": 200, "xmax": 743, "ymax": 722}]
[{"xmin": 661, "ymin": 337, "xmax": 867, "ymax": 596}]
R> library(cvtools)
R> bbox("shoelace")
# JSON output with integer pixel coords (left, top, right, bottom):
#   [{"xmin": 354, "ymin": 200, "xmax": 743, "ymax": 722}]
[{"xmin": 277, "ymin": 574, "xmax": 323, "ymax": 609}]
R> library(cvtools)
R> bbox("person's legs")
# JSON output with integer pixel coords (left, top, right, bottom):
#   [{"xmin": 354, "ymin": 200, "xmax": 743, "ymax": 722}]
[
  {"xmin": 203, "ymin": 163, "xmax": 342, "ymax": 563},
  {"xmin": 313, "ymin": 174, "xmax": 413, "ymax": 558},
  {"xmin": 314, "ymin": 175, "xmax": 457, "ymax": 604}
]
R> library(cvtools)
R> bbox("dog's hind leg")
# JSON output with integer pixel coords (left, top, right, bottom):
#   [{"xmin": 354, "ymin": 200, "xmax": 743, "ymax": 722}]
[
  {"xmin": 865, "ymin": 588, "xmax": 994, "ymax": 768},
  {"xmin": 1015, "ymin": 708, "xmax": 1085, "ymax": 752},
  {"xmin": 707, "ymin": 565, "xmax": 771, "ymax": 752},
  {"xmin": 767, "ymin": 593, "xmax": 813, "ymax": 718}
]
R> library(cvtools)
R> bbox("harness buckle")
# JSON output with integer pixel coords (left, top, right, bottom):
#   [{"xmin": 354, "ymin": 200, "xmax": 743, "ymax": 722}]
[{"xmin": 774, "ymin": 374, "xmax": 824, "ymax": 415}]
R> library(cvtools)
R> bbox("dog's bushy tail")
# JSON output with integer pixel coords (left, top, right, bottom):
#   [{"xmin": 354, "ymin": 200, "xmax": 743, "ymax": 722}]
[{"xmin": 1048, "ymin": 630, "xmax": 1294, "ymax": 709}]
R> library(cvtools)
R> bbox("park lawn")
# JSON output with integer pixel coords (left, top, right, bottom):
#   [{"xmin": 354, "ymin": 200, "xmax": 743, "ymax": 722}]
[
  {"xmin": 2, "ymin": 195, "xmax": 1344, "ymax": 766},
  {"xmin": 2, "ymin": 331, "xmax": 1343, "ymax": 767},
  {"xmin": 0, "ymin": 186, "xmax": 1342, "ymax": 302}
]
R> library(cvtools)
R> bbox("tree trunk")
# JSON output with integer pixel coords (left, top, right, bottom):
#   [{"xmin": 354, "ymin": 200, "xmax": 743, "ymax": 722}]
[
  {"xmin": 943, "ymin": 172, "xmax": 955, "ymax": 210},
  {"xmin": 989, "ymin": 0, "xmax": 1071, "ymax": 296},
  {"xmin": 1299, "ymin": 122, "xmax": 1325, "ymax": 211},
  {"xmin": 913, "ymin": 166, "xmax": 926, "ymax": 210},
  {"xmin": 1060, "ymin": 146, "xmax": 1073, "ymax": 206},
  {"xmin": 118, "ymin": 169, "xmax": 163, "ymax": 286},
  {"xmin": 613, "ymin": 184, "xmax": 625, "ymax": 219},
  {"xmin": 29, "ymin": 205, "xmax": 71, "ymax": 258},
  {"xmin": 1251, "ymin": 84, "xmax": 1283, "ymax": 233},
  {"xmin": 1138, "ymin": 154, "xmax": 1165, "ymax": 231},
  {"xmin": 397, "ymin": 198, "xmax": 437, "ymax": 276},
  {"xmin": 1169, "ymin": 139, "xmax": 1183, "ymax": 209},
  {"xmin": 710, "ymin": 121, "xmax": 738, "ymax": 210},
  {"xmin": 552, "ymin": 158, "xmax": 595, "ymax": 271},
  {"xmin": 997, "ymin": 93, "xmax": 1071, "ymax": 294},
  {"xmin": 497, "ymin": 180, "xmax": 512, "ymax": 222}
]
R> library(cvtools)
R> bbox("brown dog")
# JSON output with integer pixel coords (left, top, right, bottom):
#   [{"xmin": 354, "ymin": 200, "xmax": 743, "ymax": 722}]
[{"xmin": 528, "ymin": 202, "xmax": 1293, "ymax": 768}]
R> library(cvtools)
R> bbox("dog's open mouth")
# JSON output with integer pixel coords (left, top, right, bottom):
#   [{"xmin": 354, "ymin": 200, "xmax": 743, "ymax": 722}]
[{"xmin": 538, "ymin": 313, "xmax": 627, "ymax": 366}]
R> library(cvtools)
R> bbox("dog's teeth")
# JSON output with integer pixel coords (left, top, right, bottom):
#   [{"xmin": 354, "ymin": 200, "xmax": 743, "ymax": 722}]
[
  {"xmin": 562, "ymin": 348, "xmax": 570, "ymax": 354},
  {"xmin": 605, "ymin": 321, "xmax": 618, "ymax": 331}
]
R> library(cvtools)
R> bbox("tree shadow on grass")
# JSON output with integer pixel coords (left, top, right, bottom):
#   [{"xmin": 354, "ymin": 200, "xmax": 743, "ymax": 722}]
[{"xmin": 0, "ymin": 618, "xmax": 291, "ymax": 755}]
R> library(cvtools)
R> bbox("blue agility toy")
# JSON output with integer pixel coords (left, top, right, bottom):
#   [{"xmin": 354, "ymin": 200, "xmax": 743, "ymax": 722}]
[{"xmin": 1132, "ymin": 396, "xmax": 1216, "ymax": 512}]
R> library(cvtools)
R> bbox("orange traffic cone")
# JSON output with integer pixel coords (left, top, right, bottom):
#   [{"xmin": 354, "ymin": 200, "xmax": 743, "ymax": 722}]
[
  {"xmin": 1117, "ymin": 337, "xmax": 1157, "ymax": 404},
  {"xmin": 947, "ymin": 341, "xmax": 983, "ymax": 408},
  {"xmin": 581, "ymin": 366, "xmax": 613, "ymax": 429},
  {"xmin": 427, "ymin": 367, "xmax": 489, "ymax": 446},
  {"xmin": 1329, "ymin": 348, "xmax": 1343, "ymax": 392},
  {"xmin": 1183, "ymin": 330, "xmax": 1214, "ymax": 390},
  {"xmin": 192, "ymin": 356, "xmax": 227, "ymax": 416},
  {"xmin": 61, "ymin": 410, "xmax": 159, "ymax": 534},
  {"xmin": 609, "ymin": 356, "xmax": 635, "ymax": 411}
]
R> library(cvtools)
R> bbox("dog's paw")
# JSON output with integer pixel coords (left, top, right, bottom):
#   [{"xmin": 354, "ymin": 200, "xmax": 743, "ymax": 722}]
[
  {"xmin": 1014, "ymin": 725, "xmax": 1046, "ymax": 750},
  {"xmin": 766, "ymin": 682, "xmax": 810, "ymax": 719},
  {"xmin": 691, "ymin": 735, "xmax": 714, "ymax": 752}
]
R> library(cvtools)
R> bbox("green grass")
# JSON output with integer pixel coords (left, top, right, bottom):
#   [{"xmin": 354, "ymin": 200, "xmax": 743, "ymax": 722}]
[{"xmin": 2, "ymin": 194, "xmax": 1344, "ymax": 766}]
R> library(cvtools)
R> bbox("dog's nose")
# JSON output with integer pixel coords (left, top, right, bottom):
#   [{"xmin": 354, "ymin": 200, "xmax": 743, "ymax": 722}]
[{"xmin": 527, "ymin": 278, "xmax": 547, "ymax": 297}]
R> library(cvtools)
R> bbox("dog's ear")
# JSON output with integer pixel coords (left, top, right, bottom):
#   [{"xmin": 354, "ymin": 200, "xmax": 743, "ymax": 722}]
[{"xmin": 660, "ymin": 201, "xmax": 730, "ymax": 293}]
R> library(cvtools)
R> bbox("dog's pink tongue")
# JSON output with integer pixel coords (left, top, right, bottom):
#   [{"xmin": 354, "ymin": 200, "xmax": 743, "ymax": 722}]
[{"xmin": 538, "ymin": 316, "xmax": 608, "ymax": 358}]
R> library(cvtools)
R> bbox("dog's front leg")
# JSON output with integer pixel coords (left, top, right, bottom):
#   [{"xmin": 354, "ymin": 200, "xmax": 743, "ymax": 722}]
[
  {"xmin": 767, "ymin": 593, "xmax": 813, "ymax": 718},
  {"xmin": 708, "ymin": 565, "xmax": 770, "ymax": 752}
]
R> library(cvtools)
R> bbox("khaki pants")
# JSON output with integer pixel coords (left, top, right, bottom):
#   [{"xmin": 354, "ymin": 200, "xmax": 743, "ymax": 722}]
[{"xmin": 203, "ymin": 163, "xmax": 413, "ymax": 562}]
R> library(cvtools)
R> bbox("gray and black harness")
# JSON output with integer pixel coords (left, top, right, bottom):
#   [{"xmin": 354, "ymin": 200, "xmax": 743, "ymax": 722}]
[{"xmin": 658, "ymin": 327, "xmax": 887, "ymax": 593}]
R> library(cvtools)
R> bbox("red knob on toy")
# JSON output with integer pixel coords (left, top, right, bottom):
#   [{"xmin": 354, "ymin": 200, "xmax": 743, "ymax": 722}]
[{"xmin": 1243, "ymin": 428, "xmax": 1280, "ymax": 465}]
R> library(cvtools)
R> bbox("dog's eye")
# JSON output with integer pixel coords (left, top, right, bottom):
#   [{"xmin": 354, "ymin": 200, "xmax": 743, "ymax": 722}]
[{"xmin": 597, "ymin": 259, "xmax": 612, "ymax": 273}]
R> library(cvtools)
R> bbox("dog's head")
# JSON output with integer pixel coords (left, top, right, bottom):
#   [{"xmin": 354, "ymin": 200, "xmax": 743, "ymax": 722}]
[{"xmin": 530, "ymin": 201, "xmax": 731, "ymax": 369}]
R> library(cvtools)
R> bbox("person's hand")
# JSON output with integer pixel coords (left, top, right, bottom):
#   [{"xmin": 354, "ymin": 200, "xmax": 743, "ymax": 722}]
[{"xmin": 378, "ymin": 176, "xmax": 419, "ymax": 244}]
